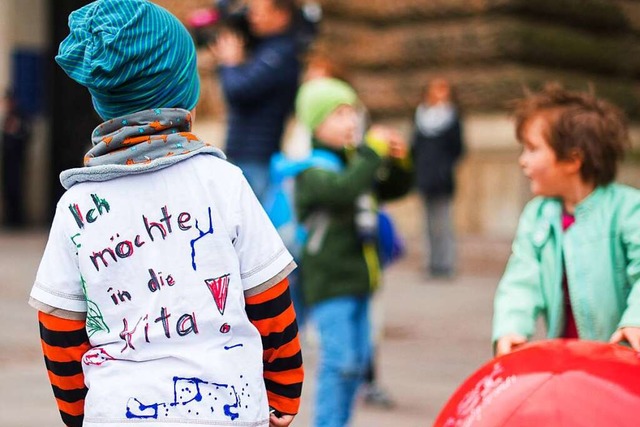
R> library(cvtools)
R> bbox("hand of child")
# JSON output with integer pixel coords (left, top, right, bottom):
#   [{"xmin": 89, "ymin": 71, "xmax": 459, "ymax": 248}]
[
  {"xmin": 495, "ymin": 334, "xmax": 528, "ymax": 357},
  {"xmin": 386, "ymin": 128, "xmax": 408, "ymax": 160},
  {"xmin": 269, "ymin": 413, "xmax": 295, "ymax": 427},
  {"xmin": 364, "ymin": 126, "xmax": 391, "ymax": 158},
  {"xmin": 365, "ymin": 125, "xmax": 408, "ymax": 160},
  {"xmin": 609, "ymin": 326, "xmax": 640, "ymax": 351}
]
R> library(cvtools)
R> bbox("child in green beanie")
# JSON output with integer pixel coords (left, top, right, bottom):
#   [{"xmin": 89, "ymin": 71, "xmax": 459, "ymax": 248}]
[
  {"xmin": 28, "ymin": 1, "xmax": 302, "ymax": 426},
  {"xmin": 294, "ymin": 77, "xmax": 413, "ymax": 427}
]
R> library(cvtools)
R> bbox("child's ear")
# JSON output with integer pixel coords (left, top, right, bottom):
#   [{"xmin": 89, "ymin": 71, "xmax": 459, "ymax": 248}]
[{"xmin": 564, "ymin": 149, "xmax": 584, "ymax": 174}]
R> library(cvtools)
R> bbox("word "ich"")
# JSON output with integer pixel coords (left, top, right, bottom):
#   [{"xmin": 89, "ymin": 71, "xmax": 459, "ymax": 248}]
[{"xmin": 69, "ymin": 193, "xmax": 110, "ymax": 229}]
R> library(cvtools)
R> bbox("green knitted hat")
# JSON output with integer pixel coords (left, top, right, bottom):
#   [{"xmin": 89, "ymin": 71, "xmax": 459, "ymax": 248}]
[{"xmin": 295, "ymin": 78, "xmax": 358, "ymax": 132}]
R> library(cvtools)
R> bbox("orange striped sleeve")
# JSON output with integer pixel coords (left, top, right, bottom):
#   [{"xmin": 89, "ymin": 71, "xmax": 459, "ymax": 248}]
[
  {"xmin": 56, "ymin": 397, "xmax": 86, "ymax": 417},
  {"xmin": 267, "ymin": 390, "xmax": 301, "ymax": 416},
  {"xmin": 38, "ymin": 311, "xmax": 90, "ymax": 427},
  {"xmin": 263, "ymin": 368, "xmax": 305, "ymax": 385},
  {"xmin": 250, "ymin": 303, "xmax": 296, "ymax": 335},
  {"xmin": 247, "ymin": 279, "xmax": 291, "ymax": 304},
  {"xmin": 245, "ymin": 278, "xmax": 304, "ymax": 415},
  {"xmin": 263, "ymin": 333, "xmax": 303, "ymax": 362},
  {"xmin": 46, "ymin": 372, "xmax": 86, "ymax": 391},
  {"xmin": 41, "ymin": 340, "xmax": 88, "ymax": 363}
]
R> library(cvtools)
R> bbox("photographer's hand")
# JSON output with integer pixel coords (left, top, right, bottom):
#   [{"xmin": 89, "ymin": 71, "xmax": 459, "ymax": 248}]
[{"xmin": 211, "ymin": 30, "xmax": 245, "ymax": 66}]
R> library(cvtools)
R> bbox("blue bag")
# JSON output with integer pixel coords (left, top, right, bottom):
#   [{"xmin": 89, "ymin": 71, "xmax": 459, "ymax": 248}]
[
  {"xmin": 263, "ymin": 149, "xmax": 343, "ymax": 258},
  {"xmin": 377, "ymin": 210, "xmax": 405, "ymax": 268}
]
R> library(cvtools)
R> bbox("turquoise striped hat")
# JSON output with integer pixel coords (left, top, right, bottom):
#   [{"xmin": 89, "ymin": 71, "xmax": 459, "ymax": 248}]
[{"xmin": 56, "ymin": 0, "xmax": 200, "ymax": 120}]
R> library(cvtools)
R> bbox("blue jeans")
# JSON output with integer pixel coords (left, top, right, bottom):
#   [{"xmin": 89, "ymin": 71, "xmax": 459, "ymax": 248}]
[
  {"xmin": 311, "ymin": 296, "xmax": 371, "ymax": 427},
  {"xmin": 232, "ymin": 159, "xmax": 270, "ymax": 204}
]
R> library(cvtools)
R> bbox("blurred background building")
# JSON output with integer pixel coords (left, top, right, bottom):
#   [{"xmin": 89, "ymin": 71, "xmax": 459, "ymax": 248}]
[{"xmin": 1, "ymin": 0, "xmax": 639, "ymax": 236}]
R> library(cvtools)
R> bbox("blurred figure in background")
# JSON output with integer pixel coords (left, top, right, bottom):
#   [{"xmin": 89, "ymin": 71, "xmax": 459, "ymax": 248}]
[
  {"xmin": 211, "ymin": 0, "xmax": 301, "ymax": 202},
  {"xmin": 295, "ymin": 77, "xmax": 412, "ymax": 427},
  {"xmin": 275, "ymin": 53, "xmax": 397, "ymax": 409},
  {"xmin": 269, "ymin": 52, "xmax": 350, "ymax": 330},
  {"xmin": 493, "ymin": 83, "xmax": 640, "ymax": 356},
  {"xmin": 1, "ymin": 89, "xmax": 32, "ymax": 229},
  {"xmin": 411, "ymin": 78, "xmax": 464, "ymax": 279},
  {"xmin": 302, "ymin": 51, "xmax": 348, "ymax": 83}
]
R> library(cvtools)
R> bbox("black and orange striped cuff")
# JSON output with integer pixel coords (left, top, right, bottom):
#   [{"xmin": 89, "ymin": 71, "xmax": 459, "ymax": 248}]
[
  {"xmin": 38, "ymin": 311, "xmax": 90, "ymax": 427},
  {"xmin": 245, "ymin": 278, "xmax": 304, "ymax": 414}
]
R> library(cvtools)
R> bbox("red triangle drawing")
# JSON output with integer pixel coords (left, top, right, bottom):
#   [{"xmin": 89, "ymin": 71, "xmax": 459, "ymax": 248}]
[{"xmin": 204, "ymin": 274, "xmax": 230, "ymax": 315}]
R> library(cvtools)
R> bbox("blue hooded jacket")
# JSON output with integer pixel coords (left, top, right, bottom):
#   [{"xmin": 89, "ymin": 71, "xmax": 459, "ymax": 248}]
[{"xmin": 218, "ymin": 32, "xmax": 300, "ymax": 162}]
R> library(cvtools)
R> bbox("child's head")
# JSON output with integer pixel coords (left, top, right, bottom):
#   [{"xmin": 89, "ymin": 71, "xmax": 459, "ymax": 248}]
[
  {"xmin": 513, "ymin": 83, "xmax": 629, "ymax": 195},
  {"xmin": 302, "ymin": 51, "xmax": 348, "ymax": 83},
  {"xmin": 55, "ymin": 0, "xmax": 200, "ymax": 120},
  {"xmin": 248, "ymin": 0, "xmax": 295, "ymax": 37},
  {"xmin": 424, "ymin": 77, "xmax": 453, "ymax": 106},
  {"xmin": 295, "ymin": 77, "xmax": 360, "ymax": 149}
]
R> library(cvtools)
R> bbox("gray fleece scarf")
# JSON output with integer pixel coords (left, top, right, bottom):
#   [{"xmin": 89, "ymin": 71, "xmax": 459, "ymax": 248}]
[{"xmin": 60, "ymin": 108, "xmax": 225, "ymax": 189}]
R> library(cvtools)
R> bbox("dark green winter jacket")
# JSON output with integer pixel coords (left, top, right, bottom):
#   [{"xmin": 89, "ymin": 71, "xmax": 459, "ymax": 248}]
[{"xmin": 295, "ymin": 143, "xmax": 413, "ymax": 306}]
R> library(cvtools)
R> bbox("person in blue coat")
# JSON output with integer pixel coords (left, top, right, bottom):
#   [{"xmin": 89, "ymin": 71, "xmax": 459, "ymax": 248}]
[{"xmin": 212, "ymin": 0, "xmax": 301, "ymax": 202}]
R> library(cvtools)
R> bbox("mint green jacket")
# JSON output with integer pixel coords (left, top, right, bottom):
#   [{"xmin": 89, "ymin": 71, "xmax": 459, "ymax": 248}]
[{"xmin": 492, "ymin": 183, "xmax": 640, "ymax": 343}]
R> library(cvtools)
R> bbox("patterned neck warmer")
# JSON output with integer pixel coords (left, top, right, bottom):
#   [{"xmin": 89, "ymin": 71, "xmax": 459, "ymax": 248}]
[{"xmin": 60, "ymin": 108, "xmax": 225, "ymax": 189}]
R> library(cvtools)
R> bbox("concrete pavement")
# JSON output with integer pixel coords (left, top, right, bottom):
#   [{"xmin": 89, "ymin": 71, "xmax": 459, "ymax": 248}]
[{"xmin": 0, "ymin": 220, "xmax": 512, "ymax": 426}]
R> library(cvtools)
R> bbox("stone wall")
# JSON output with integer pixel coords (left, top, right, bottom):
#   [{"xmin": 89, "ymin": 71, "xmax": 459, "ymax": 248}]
[
  {"xmin": 314, "ymin": 0, "xmax": 640, "ymax": 236},
  {"xmin": 157, "ymin": 0, "xmax": 640, "ymax": 120},
  {"xmin": 157, "ymin": 0, "xmax": 640, "ymax": 237},
  {"xmin": 154, "ymin": 0, "xmax": 640, "ymax": 119},
  {"xmin": 317, "ymin": 0, "xmax": 640, "ymax": 120}
]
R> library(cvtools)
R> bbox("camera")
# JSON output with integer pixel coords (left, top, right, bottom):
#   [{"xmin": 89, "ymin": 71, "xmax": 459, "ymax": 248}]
[
  {"xmin": 187, "ymin": 0, "xmax": 320, "ymax": 53},
  {"xmin": 187, "ymin": 1, "xmax": 254, "ymax": 49}
]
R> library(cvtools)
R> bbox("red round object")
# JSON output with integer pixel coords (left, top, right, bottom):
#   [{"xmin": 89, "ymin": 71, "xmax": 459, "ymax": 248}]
[{"xmin": 434, "ymin": 339, "xmax": 640, "ymax": 427}]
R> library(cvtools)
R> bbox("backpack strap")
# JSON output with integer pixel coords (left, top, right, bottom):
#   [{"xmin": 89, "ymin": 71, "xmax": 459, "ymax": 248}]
[
  {"xmin": 270, "ymin": 149, "xmax": 344, "ymax": 183},
  {"xmin": 265, "ymin": 149, "xmax": 344, "ymax": 258}
]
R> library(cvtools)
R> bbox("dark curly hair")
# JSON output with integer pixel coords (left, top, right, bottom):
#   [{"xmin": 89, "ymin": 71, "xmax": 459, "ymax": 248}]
[{"xmin": 513, "ymin": 83, "xmax": 629, "ymax": 186}]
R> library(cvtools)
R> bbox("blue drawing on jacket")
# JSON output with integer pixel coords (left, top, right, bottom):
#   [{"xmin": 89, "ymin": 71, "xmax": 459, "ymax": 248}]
[{"xmin": 125, "ymin": 375, "xmax": 249, "ymax": 420}]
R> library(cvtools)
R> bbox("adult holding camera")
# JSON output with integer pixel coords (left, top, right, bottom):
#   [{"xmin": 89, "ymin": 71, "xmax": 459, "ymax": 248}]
[{"xmin": 212, "ymin": 0, "xmax": 301, "ymax": 202}]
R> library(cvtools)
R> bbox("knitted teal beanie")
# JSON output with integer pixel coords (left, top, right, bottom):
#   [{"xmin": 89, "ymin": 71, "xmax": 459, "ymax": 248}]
[
  {"xmin": 56, "ymin": 0, "xmax": 200, "ymax": 120},
  {"xmin": 295, "ymin": 78, "xmax": 358, "ymax": 132}
]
